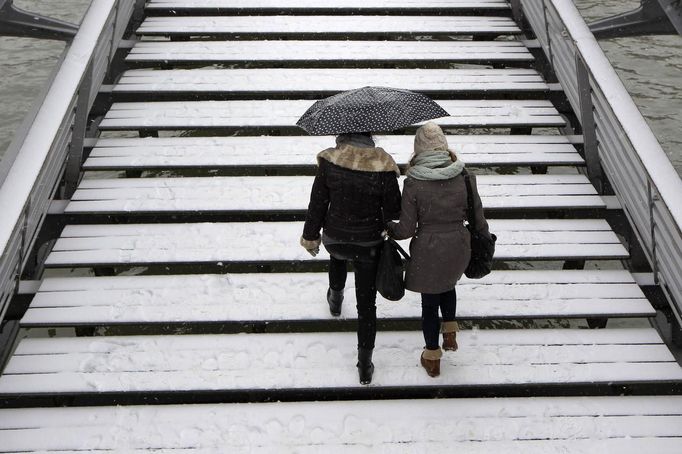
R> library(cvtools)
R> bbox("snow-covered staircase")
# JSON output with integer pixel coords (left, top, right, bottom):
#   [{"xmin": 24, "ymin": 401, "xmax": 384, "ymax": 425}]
[{"xmin": 1, "ymin": 0, "xmax": 681, "ymax": 451}]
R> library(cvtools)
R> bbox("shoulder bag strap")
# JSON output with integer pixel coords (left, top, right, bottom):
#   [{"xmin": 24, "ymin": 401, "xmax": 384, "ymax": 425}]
[
  {"xmin": 462, "ymin": 169, "xmax": 477, "ymax": 231},
  {"xmin": 387, "ymin": 238, "xmax": 410, "ymax": 260},
  {"xmin": 379, "ymin": 173, "xmax": 386, "ymax": 226}
]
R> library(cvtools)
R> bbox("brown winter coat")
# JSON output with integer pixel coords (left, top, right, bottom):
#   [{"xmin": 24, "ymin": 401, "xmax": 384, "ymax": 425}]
[{"xmin": 387, "ymin": 173, "xmax": 489, "ymax": 294}]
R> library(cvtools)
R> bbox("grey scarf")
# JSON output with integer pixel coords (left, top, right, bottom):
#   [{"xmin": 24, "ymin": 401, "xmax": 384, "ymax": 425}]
[{"xmin": 406, "ymin": 150, "xmax": 465, "ymax": 181}]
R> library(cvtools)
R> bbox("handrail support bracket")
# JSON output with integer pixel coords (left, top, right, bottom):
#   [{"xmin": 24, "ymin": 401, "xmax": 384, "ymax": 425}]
[
  {"xmin": 589, "ymin": 0, "xmax": 681, "ymax": 39},
  {"xmin": 0, "ymin": 0, "xmax": 77, "ymax": 41},
  {"xmin": 575, "ymin": 53, "xmax": 603, "ymax": 193}
]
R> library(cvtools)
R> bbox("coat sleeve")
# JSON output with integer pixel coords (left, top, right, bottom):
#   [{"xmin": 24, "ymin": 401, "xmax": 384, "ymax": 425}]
[
  {"xmin": 302, "ymin": 159, "xmax": 330, "ymax": 241},
  {"xmin": 382, "ymin": 172, "xmax": 402, "ymax": 221},
  {"xmin": 387, "ymin": 179, "xmax": 418, "ymax": 240},
  {"xmin": 468, "ymin": 174, "xmax": 490, "ymax": 234}
]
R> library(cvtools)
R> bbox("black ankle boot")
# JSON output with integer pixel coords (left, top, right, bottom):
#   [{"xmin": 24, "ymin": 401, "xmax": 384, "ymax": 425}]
[
  {"xmin": 357, "ymin": 347, "xmax": 374, "ymax": 385},
  {"xmin": 327, "ymin": 288, "xmax": 344, "ymax": 316}
]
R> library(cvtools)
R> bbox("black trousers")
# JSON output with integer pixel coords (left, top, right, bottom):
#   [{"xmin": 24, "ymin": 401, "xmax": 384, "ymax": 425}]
[
  {"xmin": 325, "ymin": 243, "xmax": 380, "ymax": 350},
  {"xmin": 421, "ymin": 288, "xmax": 457, "ymax": 349}
]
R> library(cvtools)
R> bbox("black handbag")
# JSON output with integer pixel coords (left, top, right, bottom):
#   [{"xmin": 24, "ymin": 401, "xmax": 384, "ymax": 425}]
[
  {"xmin": 376, "ymin": 237, "xmax": 410, "ymax": 301},
  {"xmin": 463, "ymin": 171, "xmax": 497, "ymax": 279}
]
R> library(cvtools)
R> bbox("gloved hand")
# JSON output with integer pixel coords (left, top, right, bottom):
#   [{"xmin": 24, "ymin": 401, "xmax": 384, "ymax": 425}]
[
  {"xmin": 384, "ymin": 221, "xmax": 395, "ymax": 239},
  {"xmin": 300, "ymin": 236, "xmax": 322, "ymax": 257}
]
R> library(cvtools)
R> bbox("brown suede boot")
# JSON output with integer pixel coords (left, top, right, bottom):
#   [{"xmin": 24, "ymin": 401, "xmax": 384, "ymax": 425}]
[
  {"xmin": 441, "ymin": 321, "xmax": 459, "ymax": 352},
  {"xmin": 420, "ymin": 347, "xmax": 442, "ymax": 377}
]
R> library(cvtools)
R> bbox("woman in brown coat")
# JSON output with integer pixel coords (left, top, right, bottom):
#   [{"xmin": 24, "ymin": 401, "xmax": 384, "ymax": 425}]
[{"xmin": 387, "ymin": 122, "xmax": 489, "ymax": 377}]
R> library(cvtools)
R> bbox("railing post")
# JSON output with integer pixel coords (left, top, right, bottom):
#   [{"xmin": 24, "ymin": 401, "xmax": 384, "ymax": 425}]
[
  {"xmin": 17, "ymin": 199, "xmax": 31, "ymax": 281},
  {"xmin": 647, "ymin": 179, "xmax": 659, "ymax": 281},
  {"xmin": 542, "ymin": 0, "xmax": 554, "ymax": 66},
  {"xmin": 108, "ymin": 0, "xmax": 121, "ymax": 64},
  {"xmin": 575, "ymin": 53, "xmax": 602, "ymax": 192},
  {"xmin": 131, "ymin": 0, "xmax": 146, "ymax": 33},
  {"xmin": 0, "ymin": 320, "xmax": 20, "ymax": 373},
  {"xmin": 62, "ymin": 60, "xmax": 93, "ymax": 199},
  {"xmin": 510, "ymin": 0, "xmax": 524, "ymax": 27},
  {"xmin": 672, "ymin": 314, "xmax": 682, "ymax": 347}
]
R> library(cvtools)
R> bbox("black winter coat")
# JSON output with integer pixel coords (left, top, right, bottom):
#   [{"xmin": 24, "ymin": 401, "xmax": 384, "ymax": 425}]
[{"xmin": 302, "ymin": 144, "xmax": 401, "ymax": 243}]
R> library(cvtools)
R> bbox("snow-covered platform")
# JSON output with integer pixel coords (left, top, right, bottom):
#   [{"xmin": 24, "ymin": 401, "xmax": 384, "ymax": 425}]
[
  {"xmin": 1, "ymin": 329, "xmax": 680, "ymax": 407},
  {"xmin": 137, "ymin": 15, "xmax": 521, "ymax": 38},
  {"xmin": 84, "ymin": 135, "xmax": 585, "ymax": 171},
  {"xmin": 3, "ymin": 396, "xmax": 682, "ymax": 452},
  {"xmin": 98, "ymin": 100, "xmax": 564, "ymax": 132},
  {"xmin": 20, "ymin": 271, "xmax": 655, "ymax": 328},
  {"xmin": 145, "ymin": 0, "xmax": 511, "ymax": 15},
  {"xmin": 4, "ymin": 2, "xmax": 681, "ymax": 452},
  {"xmin": 65, "ymin": 174, "xmax": 605, "ymax": 216},
  {"xmin": 125, "ymin": 40, "xmax": 533, "ymax": 67},
  {"xmin": 42, "ymin": 220, "xmax": 628, "ymax": 269},
  {"xmin": 110, "ymin": 68, "xmax": 550, "ymax": 100}
]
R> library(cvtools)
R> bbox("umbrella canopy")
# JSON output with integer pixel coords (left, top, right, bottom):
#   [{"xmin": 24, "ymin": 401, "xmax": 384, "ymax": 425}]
[{"xmin": 296, "ymin": 86, "xmax": 449, "ymax": 135}]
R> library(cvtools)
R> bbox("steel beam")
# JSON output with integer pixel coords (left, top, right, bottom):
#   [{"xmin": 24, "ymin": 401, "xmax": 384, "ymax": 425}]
[
  {"xmin": 0, "ymin": 0, "xmax": 77, "ymax": 41},
  {"xmin": 590, "ymin": 0, "xmax": 679, "ymax": 39},
  {"xmin": 575, "ymin": 53, "xmax": 603, "ymax": 193}
]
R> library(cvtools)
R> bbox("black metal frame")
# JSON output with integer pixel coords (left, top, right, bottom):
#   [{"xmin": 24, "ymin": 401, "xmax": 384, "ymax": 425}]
[{"xmin": 0, "ymin": 0, "xmax": 77, "ymax": 41}]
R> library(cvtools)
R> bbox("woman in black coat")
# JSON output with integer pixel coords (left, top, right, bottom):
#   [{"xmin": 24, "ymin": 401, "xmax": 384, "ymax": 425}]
[{"xmin": 300, "ymin": 132, "xmax": 401, "ymax": 384}]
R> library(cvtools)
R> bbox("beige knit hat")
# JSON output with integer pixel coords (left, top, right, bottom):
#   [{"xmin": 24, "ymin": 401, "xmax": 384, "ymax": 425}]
[{"xmin": 414, "ymin": 122, "xmax": 449, "ymax": 155}]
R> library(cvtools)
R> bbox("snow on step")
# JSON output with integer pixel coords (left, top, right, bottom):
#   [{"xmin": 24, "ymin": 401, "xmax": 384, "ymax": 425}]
[
  {"xmin": 137, "ymin": 15, "xmax": 521, "ymax": 37},
  {"xmin": 113, "ymin": 68, "xmax": 548, "ymax": 97},
  {"xmin": 1, "ymin": 329, "xmax": 680, "ymax": 397},
  {"xmin": 99, "ymin": 100, "xmax": 564, "ymax": 131},
  {"xmin": 66, "ymin": 174, "xmax": 605, "ymax": 214},
  {"xmin": 145, "ymin": 0, "xmax": 510, "ymax": 13},
  {"xmin": 43, "ymin": 219, "xmax": 628, "ymax": 267},
  {"xmin": 3, "ymin": 397, "xmax": 682, "ymax": 453},
  {"xmin": 125, "ymin": 40, "xmax": 533, "ymax": 65},
  {"xmin": 84, "ymin": 135, "xmax": 585, "ymax": 170},
  {"xmin": 21, "ymin": 270, "xmax": 655, "ymax": 327}
]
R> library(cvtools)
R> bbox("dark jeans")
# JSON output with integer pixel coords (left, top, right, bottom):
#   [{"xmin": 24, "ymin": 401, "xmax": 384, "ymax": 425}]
[
  {"xmin": 421, "ymin": 288, "xmax": 457, "ymax": 349},
  {"xmin": 325, "ymin": 243, "xmax": 380, "ymax": 350}
]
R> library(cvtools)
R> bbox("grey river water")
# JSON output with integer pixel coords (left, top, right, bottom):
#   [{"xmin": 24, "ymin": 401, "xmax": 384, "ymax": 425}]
[{"xmin": 0, "ymin": 0, "xmax": 680, "ymax": 172}]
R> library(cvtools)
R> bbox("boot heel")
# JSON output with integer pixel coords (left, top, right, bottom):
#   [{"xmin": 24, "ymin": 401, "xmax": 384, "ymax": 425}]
[
  {"xmin": 420, "ymin": 348, "xmax": 442, "ymax": 377},
  {"xmin": 357, "ymin": 347, "xmax": 374, "ymax": 384},
  {"xmin": 442, "ymin": 332, "xmax": 458, "ymax": 352},
  {"xmin": 441, "ymin": 321, "xmax": 459, "ymax": 351},
  {"xmin": 327, "ymin": 288, "xmax": 344, "ymax": 316}
]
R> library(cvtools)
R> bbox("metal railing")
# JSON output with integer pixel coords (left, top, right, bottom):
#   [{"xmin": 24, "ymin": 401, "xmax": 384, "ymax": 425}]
[
  {"xmin": 0, "ymin": 0, "xmax": 141, "ymax": 324},
  {"xmin": 517, "ymin": 0, "xmax": 682, "ymax": 325}
]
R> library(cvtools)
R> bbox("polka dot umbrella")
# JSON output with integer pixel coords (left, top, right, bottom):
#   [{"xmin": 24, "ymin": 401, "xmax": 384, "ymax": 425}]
[{"xmin": 296, "ymin": 86, "xmax": 450, "ymax": 135}]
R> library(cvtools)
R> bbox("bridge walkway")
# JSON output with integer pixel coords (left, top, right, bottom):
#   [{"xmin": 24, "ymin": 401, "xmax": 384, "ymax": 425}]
[{"xmin": 1, "ymin": 0, "xmax": 681, "ymax": 451}]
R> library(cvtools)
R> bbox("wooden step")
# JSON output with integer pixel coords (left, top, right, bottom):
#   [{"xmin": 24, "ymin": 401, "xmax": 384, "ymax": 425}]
[
  {"xmin": 111, "ymin": 68, "xmax": 549, "ymax": 100},
  {"xmin": 145, "ymin": 0, "xmax": 511, "ymax": 15},
  {"xmin": 3, "ymin": 396, "xmax": 682, "ymax": 451},
  {"xmin": 43, "ymin": 219, "xmax": 629, "ymax": 269},
  {"xmin": 65, "ymin": 174, "xmax": 605, "ymax": 216},
  {"xmin": 84, "ymin": 135, "xmax": 585, "ymax": 171},
  {"xmin": 1, "ymin": 329, "xmax": 680, "ymax": 406},
  {"xmin": 125, "ymin": 40, "xmax": 533, "ymax": 67},
  {"xmin": 137, "ymin": 15, "xmax": 521, "ymax": 38},
  {"xmin": 98, "ymin": 100, "xmax": 564, "ymax": 132},
  {"xmin": 20, "ymin": 270, "xmax": 655, "ymax": 328}
]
